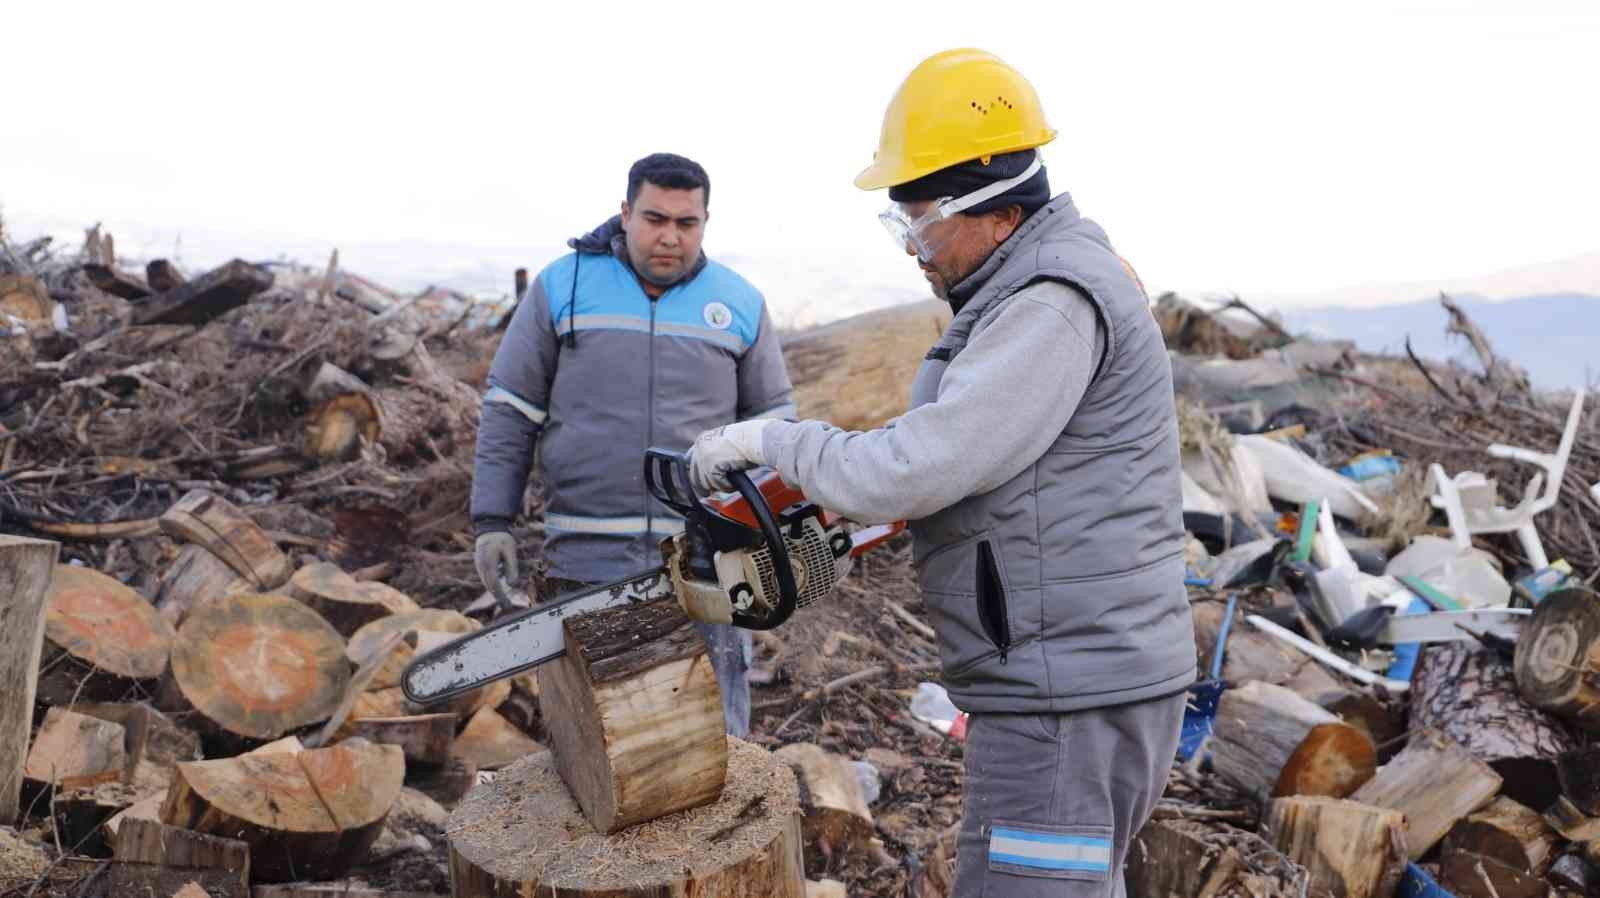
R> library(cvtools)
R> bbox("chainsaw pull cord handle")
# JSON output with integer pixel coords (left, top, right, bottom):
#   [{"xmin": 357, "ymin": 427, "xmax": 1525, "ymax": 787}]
[{"xmin": 726, "ymin": 467, "xmax": 800, "ymax": 631}]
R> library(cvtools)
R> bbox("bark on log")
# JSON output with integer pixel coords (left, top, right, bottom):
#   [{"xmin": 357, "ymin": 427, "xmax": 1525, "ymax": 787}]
[
  {"xmin": 1351, "ymin": 727, "xmax": 1503, "ymax": 861},
  {"xmin": 773, "ymin": 743, "xmax": 874, "ymax": 859},
  {"xmin": 131, "ymin": 258, "xmax": 273, "ymax": 326},
  {"xmin": 39, "ymin": 563, "xmax": 176, "ymax": 705},
  {"xmin": 1209, "ymin": 680, "xmax": 1376, "ymax": 802},
  {"xmin": 288, "ymin": 562, "xmax": 400, "ymax": 637},
  {"xmin": 169, "ymin": 592, "xmax": 351, "ymax": 741},
  {"xmin": 0, "ymin": 534, "xmax": 57, "ymax": 825},
  {"xmin": 334, "ymin": 714, "xmax": 455, "ymax": 766},
  {"xmin": 447, "ymin": 739, "xmax": 804, "ymax": 897},
  {"xmin": 155, "ymin": 543, "xmax": 254, "ymax": 628},
  {"xmin": 160, "ymin": 738, "xmax": 405, "ymax": 883},
  {"xmin": 779, "ymin": 299, "xmax": 952, "ymax": 432},
  {"xmin": 1263, "ymin": 796, "xmax": 1406, "ymax": 898},
  {"xmin": 450, "ymin": 706, "xmax": 542, "ymax": 771},
  {"xmin": 160, "ymin": 490, "xmax": 292, "ymax": 591},
  {"xmin": 1515, "ymin": 586, "xmax": 1600, "ymax": 734},
  {"xmin": 114, "ymin": 816, "xmax": 250, "ymax": 888},
  {"xmin": 1442, "ymin": 796, "xmax": 1557, "ymax": 876},
  {"xmin": 1413, "ymin": 641, "xmax": 1579, "ymax": 810},
  {"xmin": 541, "ymin": 595, "xmax": 728, "ymax": 834}
]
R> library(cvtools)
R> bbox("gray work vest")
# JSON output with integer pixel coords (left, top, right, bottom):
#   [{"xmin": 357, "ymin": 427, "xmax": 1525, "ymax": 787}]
[{"xmin": 908, "ymin": 194, "xmax": 1197, "ymax": 714}]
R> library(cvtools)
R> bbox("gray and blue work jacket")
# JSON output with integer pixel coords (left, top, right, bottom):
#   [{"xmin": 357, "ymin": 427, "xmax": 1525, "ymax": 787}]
[{"xmin": 471, "ymin": 216, "xmax": 796, "ymax": 583}]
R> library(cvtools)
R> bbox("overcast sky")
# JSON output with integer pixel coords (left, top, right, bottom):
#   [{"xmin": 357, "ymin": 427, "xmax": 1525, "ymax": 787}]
[{"xmin": 4, "ymin": 0, "xmax": 1598, "ymax": 315}]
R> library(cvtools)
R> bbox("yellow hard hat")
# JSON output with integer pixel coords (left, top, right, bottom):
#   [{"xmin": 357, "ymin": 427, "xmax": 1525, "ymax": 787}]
[{"xmin": 855, "ymin": 48, "xmax": 1058, "ymax": 192}]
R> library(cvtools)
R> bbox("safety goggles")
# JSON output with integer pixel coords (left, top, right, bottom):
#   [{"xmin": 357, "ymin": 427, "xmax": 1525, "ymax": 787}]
[{"xmin": 875, "ymin": 154, "xmax": 1043, "ymax": 262}]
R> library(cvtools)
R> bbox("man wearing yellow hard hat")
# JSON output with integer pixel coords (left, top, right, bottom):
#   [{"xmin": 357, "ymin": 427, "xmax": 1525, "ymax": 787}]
[{"xmin": 690, "ymin": 49, "xmax": 1194, "ymax": 895}]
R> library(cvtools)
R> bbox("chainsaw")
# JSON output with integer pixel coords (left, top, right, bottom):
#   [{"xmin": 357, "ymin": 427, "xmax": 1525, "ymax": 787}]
[{"xmin": 400, "ymin": 448, "xmax": 905, "ymax": 705}]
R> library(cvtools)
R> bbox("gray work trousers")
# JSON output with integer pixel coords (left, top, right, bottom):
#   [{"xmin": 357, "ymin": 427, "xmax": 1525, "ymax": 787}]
[
  {"xmin": 953, "ymin": 692, "xmax": 1186, "ymax": 898},
  {"xmin": 547, "ymin": 577, "xmax": 752, "ymax": 737}
]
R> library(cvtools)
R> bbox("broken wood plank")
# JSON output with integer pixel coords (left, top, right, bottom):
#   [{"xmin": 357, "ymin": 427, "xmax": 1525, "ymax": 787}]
[
  {"xmin": 24, "ymin": 707, "xmax": 127, "ymax": 789},
  {"xmin": 0, "ymin": 534, "xmax": 57, "ymax": 825},
  {"xmin": 1351, "ymin": 727, "xmax": 1503, "ymax": 861},
  {"xmin": 159, "ymin": 489, "xmax": 292, "ymax": 590},
  {"xmin": 82, "ymin": 263, "xmax": 151, "ymax": 299},
  {"xmin": 131, "ymin": 258, "xmax": 274, "ymax": 326}
]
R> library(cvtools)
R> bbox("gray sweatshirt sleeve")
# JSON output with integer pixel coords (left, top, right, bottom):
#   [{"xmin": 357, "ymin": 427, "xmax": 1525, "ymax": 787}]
[
  {"xmin": 736, "ymin": 302, "xmax": 797, "ymax": 420},
  {"xmin": 470, "ymin": 274, "xmax": 560, "ymax": 533},
  {"xmin": 760, "ymin": 281, "xmax": 1104, "ymax": 524}
]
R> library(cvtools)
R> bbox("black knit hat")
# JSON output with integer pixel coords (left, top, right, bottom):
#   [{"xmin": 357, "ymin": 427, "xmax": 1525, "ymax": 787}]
[{"xmin": 888, "ymin": 149, "xmax": 1051, "ymax": 214}]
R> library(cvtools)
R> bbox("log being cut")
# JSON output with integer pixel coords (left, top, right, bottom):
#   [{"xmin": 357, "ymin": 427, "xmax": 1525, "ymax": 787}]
[{"xmin": 447, "ymin": 739, "xmax": 804, "ymax": 898}]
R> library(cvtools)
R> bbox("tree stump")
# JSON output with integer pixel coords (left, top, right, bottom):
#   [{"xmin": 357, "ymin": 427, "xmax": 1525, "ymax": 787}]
[
  {"xmin": 1209, "ymin": 680, "xmax": 1376, "ymax": 802},
  {"xmin": 541, "ymin": 595, "xmax": 728, "ymax": 834},
  {"xmin": 169, "ymin": 593, "xmax": 350, "ymax": 742},
  {"xmin": 39, "ymin": 564, "xmax": 176, "ymax": 705},
  {"xmin": 1413, "ymin": 641, "xmax": 1579, "ymax": 810},
  {"xmin": 447, "ymin": 739, "xmax": 804, "ymax": 898},
  {"xmin": 1515, "ymin": 587, "xmax": 1600, "ymax": 734},
  {"xmin": 1351, "ymin": 727, "xmax": 1503, "ymax": 861},
  {"xmin": 160, "ymin": 738, "xmax": 404, "ymax": 883},
  {"xmin": 1263, "ymin": 796, "xmax": 1406, "ymax": 898},
  {"xmin": 0, "ymin": 534, "xmax": 57, "ymax": 825}
]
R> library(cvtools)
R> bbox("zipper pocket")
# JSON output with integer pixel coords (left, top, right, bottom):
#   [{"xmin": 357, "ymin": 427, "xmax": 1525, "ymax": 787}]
[{"xmin": 976, "ymin": 539, "xmax": 1012, "ymax": 664}]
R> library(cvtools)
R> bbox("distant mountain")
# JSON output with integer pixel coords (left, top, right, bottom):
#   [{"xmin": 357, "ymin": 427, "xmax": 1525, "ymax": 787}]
[
  {"xmin": 1278, "ymin": 292, "xmax": 1600, "ymax": 391},
  {"xmin": 1251, "ymin": 251, "xmax": 1600, "ymax": 310}
]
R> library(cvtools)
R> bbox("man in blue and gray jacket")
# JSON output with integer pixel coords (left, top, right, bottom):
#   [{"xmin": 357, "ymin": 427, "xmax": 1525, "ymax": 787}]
[
  {"xmin": 471, "ymin": 152, "xmax": 796, "ymax": 737},
  {"xmin": 689, "ymin": 51, "xmax": 1196, "ymax": 896}
]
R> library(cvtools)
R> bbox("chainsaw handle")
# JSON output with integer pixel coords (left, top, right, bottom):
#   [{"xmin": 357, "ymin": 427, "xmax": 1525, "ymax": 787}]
[
  {"xmin": 644, "ymin": 447, "xmax": 702, "ymax": 517},
  {"xmin": 726, "ymin": 467, "xmax": 800, "ymax": 631}
]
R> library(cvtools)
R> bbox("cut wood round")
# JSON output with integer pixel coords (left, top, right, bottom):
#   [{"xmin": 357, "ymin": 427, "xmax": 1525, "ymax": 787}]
[
  {"xmin": 159, "ymin": 489, "xmax": 292, "ymax": 591},
  {"xmin": 1515, "ymin": 587, "xmax": 1600, "ymax": 734},
  {"xmin": 304, "ymin": 394, "xmax": 383, "ymax": 462},
  {"xmin": 1209, "ymin": 680, "xmax": 1376, "ymax": 802},
  {"xmin": 542, "ymin": 595, "xmax": 728, "ymax": 834},
  {"xmin": 39, "ymin": 564, "xmax": 176, "ymax": 705},
  {"xmin": 773, "ymin": 743, "xmax": 874, "ymax": 858},
  {"xmin": 1442, "ymin": 796, "xmax": 1558, "ymax": 876},
  {"xmin": 1263, "ymin": 796, "xmax": 1406, "ymax": 898},
  {"xmin": 287, "ymin": 562, "xmax": 399, "ymax": 636},
  {"xmin": 348, "ymin": 609, "xmax": 474, "ymax": 690},
  {"xmin": 160, "ymin": 737, "xmax": 404, "ymax": 884},
  {"xmin": 1415, "ymin": 642, "xmax": 1579, "ymax": 810},
  {"xmin": 169, "ymin": 593, "xmax": 351, "ymax": 740},
  {"xmin": 154, "ymin": 544, "xmax": 253, "ymax": 629},
  {"xmin": 447, "ymin": 739, "xmax": 804, "ymax": 898}
]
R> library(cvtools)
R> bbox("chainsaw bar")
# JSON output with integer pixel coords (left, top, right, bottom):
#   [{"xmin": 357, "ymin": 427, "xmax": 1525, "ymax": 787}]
[
  {"xmin": 1378, "ymin": 607, "xmax": 1531, "ymax": 645},
  {"xmin": 399, "ymin": 567, "xmax": 675, "ymax": 705}
]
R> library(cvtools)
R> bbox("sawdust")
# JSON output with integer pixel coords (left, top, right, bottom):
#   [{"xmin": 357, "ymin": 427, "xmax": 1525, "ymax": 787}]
[
  {"xmin": 0, "ymin": 826, "xmax": 48, "ymax": 890},
  {"xmin": 445, "ymin": 737, "xmax": 800, "ymax": 890}
]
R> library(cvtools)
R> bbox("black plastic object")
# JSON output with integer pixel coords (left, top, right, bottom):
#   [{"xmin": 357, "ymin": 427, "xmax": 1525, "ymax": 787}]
[
  {"xmin": 1325, "ymin": 604, "xmax": 1394, "ymax": 650},
  {"xmin": 643, "ymin": 448, "xmax": 801, "ymax": 630}
]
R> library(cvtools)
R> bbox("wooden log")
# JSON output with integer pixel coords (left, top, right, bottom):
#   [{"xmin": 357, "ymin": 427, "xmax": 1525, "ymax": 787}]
[
  {"xmin": 104, "ymin": 860, "xmax": 250, "ymax": 897},
  {"xmin": 146, "ymin": 258, "xmax": 187, "ymax": 293},
  {"xmin": 1281, "ymin": 662, "xmax": 1407, "ymax": 764},
  {"xmin": 131, "ymin": 258, "xmax": 274, "ymax": 326},
  {"xmin": 0, "ymin": 534, "xmax": 57, "ymax": 825},
  {"xmin": 155, "ymin": 543, "xmax": 255, "ymax": 628},
  {"xmin": 82, "ymin": 263, "xmax": 152, "ymax": 299},
  {"xmin": 41, "ymin": 564, "xmax": 175, "ymax": 699},
  {"xmin": 0, "ymin": 272, "xmax": 51, "ymax": 320},
  {"xmin": 1209, "ymin": 680, "xmax": 1376, "ymax": 802},
  {"xmin": 23, "ymin": 707, "xmax": 126, "ymax": 789},
  {"xmin": 1193, "ymin": 596, "xmax": 1306, "ymax": 685},
  {"xmin": 1542, "ymin": 795, "xmax": 1600, "ymax": 841},
  {"xmin": 1557, "ymin": 745, "xmax": 1600, "ymax": 817},
  {"xmin": 1514, "ymin": 584, "xmax": 1600, "ymax": 733},
  {"xmin": 61, "ymin": 702, "xmax": 199, "ymax": 771},
  {"xmin": 1263, "ymin": 796, "xmax": 1406, "ymax": 898},
  {"xmin": 779, "ymin": 298, "xmax": 952, "ymax": 433},
  {"xmin": 541, "ymin": 595, "xmax": 727, "ymax": 834},
  {"xmin": 1442, "ymin": 796, "xmax": 1557, "ymax": 876},
  {"xmin": 306, "ymin": 628, "xmax": 415, "ymax": 750},
  {"xmin": 1414, "ymin": 641, "xmax": 1579, "ymax": 810},
  {"xmin": 114, "ymin": 816, "xmax": 250, "ymax": 888},
  {"xmin": 303, "ymin": 378, "xmax": 383, "ymax": 462},
  {"xmin": 169, "ymin": 593, "xmax": 351, "ymax": 741},
  {"xmin": 161, "ymin": 737, "xmax": 405, "ymax": 883},
  {"xmin": 347, "ymin": 608, "xmax": 475, "ymax": 690},
  {"xmin": 160, "ymin": 490, "xmax": 293, "ymax": 591},
  {"xmin": 334, "ymin": 714, "xmax": 455, "ymax": 766},
  {"xmin": 773, "ymin": 743, "xmax": 873, "ymax": 858},
  {"xmin": 1438, "ymin": 852, "xmax": 1552, "ymax": 898},
  {"xmin": 287, "ymin": 562, "xmax": 399, "ymax": 637},
  {"xmin": 1127, "ymin": 818, "xmax": 1308, "ymax": 898},
  {"xmin": 450, "ymin": 706, "xmax": 541, "ymax": 771},
  {"xmin": 1351, "ymin": 727, "xmax": 1503, "ymax": 860},
  {"xmin": 447, "ymin": 738, "xmax": 803, "ymax": 897},
  {"xmin": 253, "ymin": 887, "xmax": 446, "ymax": 898},
  {"xmin": 104, "ymin": 792, "xmax": 166, "ymax": 841}
]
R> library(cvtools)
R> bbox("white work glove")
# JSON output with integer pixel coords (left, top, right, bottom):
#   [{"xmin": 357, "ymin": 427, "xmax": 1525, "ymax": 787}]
[
  {"xmin": 687, "ymin": 419, "xmax": 773, "ymax": 494},
  {"xmin": 474, "ymin": 531, "xmax": 519, "ymax": 609}
]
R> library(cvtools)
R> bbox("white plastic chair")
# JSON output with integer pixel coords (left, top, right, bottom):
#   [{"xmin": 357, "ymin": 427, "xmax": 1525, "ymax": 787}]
[{"xmin": 1429, "ymin": 391, "xmax": 1585, "ymax": 570}]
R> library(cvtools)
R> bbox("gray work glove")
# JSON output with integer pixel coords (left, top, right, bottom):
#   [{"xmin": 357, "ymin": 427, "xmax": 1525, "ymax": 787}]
[
  {"xmin": 687, "ymin": 419, "xmax": 773, "ymax": 494},
  {"xmin": 474, "ymin": 531, "xmax": 519, "ymax": 609}
]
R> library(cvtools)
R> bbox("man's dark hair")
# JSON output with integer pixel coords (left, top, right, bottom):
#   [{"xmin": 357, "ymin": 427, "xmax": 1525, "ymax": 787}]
[{"xmin": 626, "ymin": 153, "xmax": 711, "ymax": 208}]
